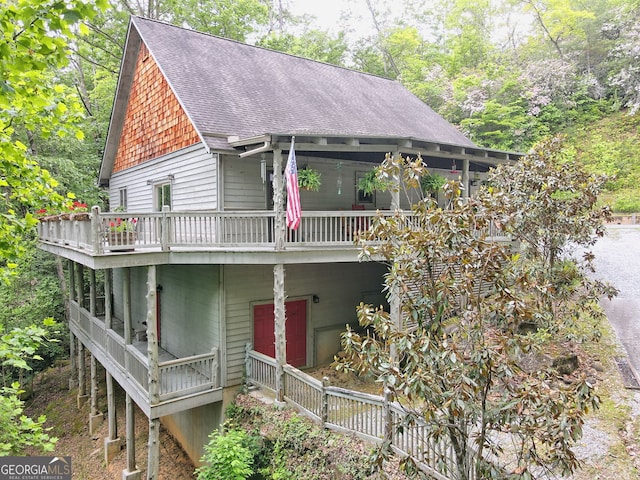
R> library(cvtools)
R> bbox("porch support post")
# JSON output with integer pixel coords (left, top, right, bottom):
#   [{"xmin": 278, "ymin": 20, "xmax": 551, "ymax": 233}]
[
  {"xmin": 273, "ymin": 263, "xmax": 286, "ymax": 403},
  {"xmin": 69, "ymin": 331, "xmax": 77, "ymax": 390},
  {"xmin": 104, "ymin": 372, "xmax": 121, "ymax": 465},
  {"xmin": 122, "ymin": 393, "xmax": 141, "ymax": 480},
  {"xmin": 389, "ymin": 284, "xmax": 401, "ymax": 366},
  {"xmin": 89, "ymin": 353, "xmax": 104, "ymax": 434},
  {"xmin": 147, "ymin": 419, "xmax": 160, "ymax": 480},
  {"xmin": 146, "ymin": 265, "xmax": 160, "ymax": 480},
  {"xmin": 391, "ymin": 151, "xmax": 400, "ymax": 211},
  {"xmin": 89, "ymin": 268, "xmax": 96, "ymax": 317},
  {"xmin": 68, "ymin": 261, "xmax": 77, "ymax": 390},
  {"xmin": 69, "ymin": 259, "xmax": 76, "ymax": 303},
  {"xmin": 462, "ymin": 158, "xmax": 470, "ymax": 199},
  {"xmin": 77, "ymin": 341, "xmax": 88, "ymax": 407},
  {"xmin": 105, "ymin": 268, "xmax": 112, "ymax": 330},
  {"xmin": 272, "ymin": 147, "xmax": 285, "ymax": 251},
  {"xmin": 75, "ymin": 263, "xmax": 84, "ymax": 309},
  {"xmin": 123, "ymin": 268, "xmax": 132, "ymax": 345}
]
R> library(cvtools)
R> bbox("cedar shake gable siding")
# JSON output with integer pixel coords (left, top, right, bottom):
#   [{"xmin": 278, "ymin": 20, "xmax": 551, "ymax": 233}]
[{"xmin": 113, "ymin": 42, "xmax": 200, "ymax": 173}]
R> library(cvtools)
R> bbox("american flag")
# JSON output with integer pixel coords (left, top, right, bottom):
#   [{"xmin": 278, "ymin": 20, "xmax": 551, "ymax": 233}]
[{"xmin": 285, "ymin": 138, "xmax": 301, "ymax": 230}]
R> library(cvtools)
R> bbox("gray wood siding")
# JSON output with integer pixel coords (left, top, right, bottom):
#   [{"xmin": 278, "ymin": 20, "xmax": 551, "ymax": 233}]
[
  {"xmin": 157, "ymin": 265, "xmax": 221, "ymax": 357},
  {"xmin": 224, "ymin": 262, "xmax": 388, "ymax": 386},
  {"xmin": 109, "ymin": 145, "xmax": 218, "ymax": 212},
  {"xmin": 112, "ymin": 267, "xmax": 148, "ymax": 333},
  {"xmin": 222, "ymin": 153, "xmax": 398, "ymax": 212},
  {"xmin": 222, "ymin": 155, "xmax": 266, "ymax": 210},
  {"xmin": 111, "ymin": 265, "xmax": 221, "ymax": 359}
]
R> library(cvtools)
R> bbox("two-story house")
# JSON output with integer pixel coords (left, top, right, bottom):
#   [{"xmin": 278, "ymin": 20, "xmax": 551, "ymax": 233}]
[{"xmin": 37, "ymin": 16, "xmax": 519, "ymax": 479}]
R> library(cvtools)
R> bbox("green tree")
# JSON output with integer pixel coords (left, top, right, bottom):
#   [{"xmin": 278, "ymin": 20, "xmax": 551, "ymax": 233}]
[
  {"xmin": 0, "ymin": 320, "xmax": 60, "ymax": 455},
  {"xmin": 337, "ymin": 148, "xmax": 614, "ymax": 478},
  {"xmin": 258, "ymin": 30, "xmax": 349, "ymax": 65},
  {"xmin": 0, "ymin": 0, "xmax": 107, "ymax": 279}
]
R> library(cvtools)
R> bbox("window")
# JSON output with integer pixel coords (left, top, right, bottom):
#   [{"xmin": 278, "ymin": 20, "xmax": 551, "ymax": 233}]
[
  {"xmin": 118, "ymin": 187, "xmax": 128, "ymax": 211},
  {"xmin": 155, "ymin": 183, "xmax": 171, "ymax": 211}
]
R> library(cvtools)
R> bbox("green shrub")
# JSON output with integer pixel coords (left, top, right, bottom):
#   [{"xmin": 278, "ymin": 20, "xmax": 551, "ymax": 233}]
[
  {"xmin": 196, "ymin": 429, "xmax": 253, "ymax": 480},
  {"xmin": 613, "ymin": 191, "xmax": 640, "ymax": 213}
]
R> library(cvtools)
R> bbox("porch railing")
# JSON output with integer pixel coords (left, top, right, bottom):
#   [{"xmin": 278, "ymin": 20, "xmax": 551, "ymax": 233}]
[
  {"xmin": 38, "ymin": 207, "xmax": 511, "ymax": 255},
  {"xmin": 245, "ymin": 347, "xmax": 471, "ymax": 480},
  {"xmin": 69, "ymin": 301, "xmax": 220, "ymax": 404}
]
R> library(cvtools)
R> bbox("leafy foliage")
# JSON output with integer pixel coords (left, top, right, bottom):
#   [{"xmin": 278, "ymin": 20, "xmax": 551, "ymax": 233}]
[
  {"xmin": 0, "ymin": 0, "xmax": 106, "ymax": 279},
  {"xmin": 196, "ymin": 428, "xmax": 254, "ymax": 480},
  {"xmin": 336, "ymin": 147, "xmax": 615, "ymax": 478},
  {"xmin": 0, "ymin": 320, "xmax": 60, "ymax": 455}
]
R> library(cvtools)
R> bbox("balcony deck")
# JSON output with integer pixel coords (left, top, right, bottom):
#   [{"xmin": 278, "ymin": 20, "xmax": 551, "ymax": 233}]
[
  {"xmin": 69, "ymin": 301, "xmax": 222, "ymax": 419},
  {"xmin": 38, "ymin": 209, "xmax": 510, "ymax": 267}
]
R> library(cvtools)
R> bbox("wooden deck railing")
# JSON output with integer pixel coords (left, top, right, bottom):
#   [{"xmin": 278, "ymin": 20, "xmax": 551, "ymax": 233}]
[
  {"xmin": 245, "ymin": 347, "xmax": 473, "ymax": 480},
  {"xmin": 38, "ymin": 207, "xmax": 510, "ymax": 256},
  {"xmin": 69, "ymin": 301, "xmax": 219, "ymax": 404}
]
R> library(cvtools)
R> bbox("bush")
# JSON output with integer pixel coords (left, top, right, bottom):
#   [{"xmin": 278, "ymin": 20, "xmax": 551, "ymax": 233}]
[
  {"xmin": 196, "ymin": 429, "xmax": 253, "ymax": 480},
  {"xmin": 612, "ymin": 191, "xmax": 640, "ymax": 213}
]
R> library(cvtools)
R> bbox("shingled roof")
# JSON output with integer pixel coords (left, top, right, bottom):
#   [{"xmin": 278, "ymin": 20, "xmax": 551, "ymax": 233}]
[{"xmin": 103, "ymin": 16, "xmax": 481, "ymax": 161}]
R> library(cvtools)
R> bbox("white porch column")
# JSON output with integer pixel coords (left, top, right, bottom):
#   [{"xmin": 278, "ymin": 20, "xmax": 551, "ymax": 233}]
[
  {"xmin": 77, "ymin": 341, "xmax": 88, "ymax": 407},
  {"xmin": 391, "ymin": 151, "xmax": 400, "ymax": 211},
  {"xmin": 69, "ymin": 332, "xmax": 77, "ymax": 390},
  {"xmin": 462, "ymin": 158, "xmax": 470, "ymax": 199},
  {"xmin": 123, "ymin": 268, "xmax": 132, "ymax": 345},
  {"xmin": 89, "ymin": 268, "xmax": 96, "ymax": 317},
  {"xmin": 75, "ymin": 263, "xmax": 84, "ymax": 309},
  {"xmin": 122, "ymin": 393, "xmax": 141, "ymax": 480},
  {"xmin": 146, "ymin": 266, "xmax": 160, "ymax": 480},
  {"xmin": 273, "ymin": 264, "xmax": 286, "ymax": 403},
  {"xmin": 273, "ymin": 147, "xmax": 285, "ymax": 251},
  {"xmin": 104, "ymin": 268, "xmax": 112, "ymax": 330},
  {"xmin": 89, "ymin": 354, "xmax": 104, "ymax": 434},
  {"xmin": 104, "ymin": 372, "xmax": 121, "ymax": 465},
  {"xmin": 68, "ymin": 261, "xmax": 77, "ymax": 390}
]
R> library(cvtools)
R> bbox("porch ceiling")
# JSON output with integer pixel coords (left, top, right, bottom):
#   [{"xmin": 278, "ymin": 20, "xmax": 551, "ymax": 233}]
[{"xmin": 227, "ymin": 133, "xmax": 523, "ymax": 170}]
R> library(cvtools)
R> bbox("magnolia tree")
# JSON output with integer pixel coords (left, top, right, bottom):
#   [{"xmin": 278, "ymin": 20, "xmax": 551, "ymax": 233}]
[{"xmin": 336, "ymin": 139, "xmax": 616, "ymax": 479}]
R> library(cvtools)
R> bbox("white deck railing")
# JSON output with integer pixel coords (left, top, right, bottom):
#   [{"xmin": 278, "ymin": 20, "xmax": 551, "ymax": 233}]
[
  {"xmin": 69, "ymin": 301, "xmax": 220, "ymax": 404},
  {"xmin": 36, "ymin": 208, "xmax": 408, "ymax": 254},
  {"xmin": 245, "ymin": 347, "xmax": 473, "ymax": 480}
]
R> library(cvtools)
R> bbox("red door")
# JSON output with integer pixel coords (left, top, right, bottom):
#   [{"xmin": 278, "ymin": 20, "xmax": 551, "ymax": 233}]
[{"xmin": 253, "ymin": 299, "xmax": 307, "ymax": 367}]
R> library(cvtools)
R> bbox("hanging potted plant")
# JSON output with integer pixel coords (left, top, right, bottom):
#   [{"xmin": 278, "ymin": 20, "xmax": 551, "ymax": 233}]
[
  {"xmin": 357, "ymin": 168, "xmax": 387, "ymax": 196},
  {"xmin": 420, "ymin": 172, "xmax": 446, "ymax": 197},
  {"xmin": 297, "ymin": 167, "xmax": 322, "ymax": 191}
]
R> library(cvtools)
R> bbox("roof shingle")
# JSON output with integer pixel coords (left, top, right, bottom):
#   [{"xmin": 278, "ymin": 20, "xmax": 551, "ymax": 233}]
[{"xmin": 131, "ymin": 16, "xmax": 476, "ymax": 147}]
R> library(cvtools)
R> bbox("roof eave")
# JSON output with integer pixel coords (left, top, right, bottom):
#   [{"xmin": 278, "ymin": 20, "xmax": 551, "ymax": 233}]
[{"xmin": 229, "ymin": 133, "xmax": 523, "ymax": 166}]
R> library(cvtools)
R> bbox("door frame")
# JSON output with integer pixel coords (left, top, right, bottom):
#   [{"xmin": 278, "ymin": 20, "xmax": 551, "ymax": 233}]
[{"xmin": 250, "ymin": 295, "xmax": 312, "ymax": 368}]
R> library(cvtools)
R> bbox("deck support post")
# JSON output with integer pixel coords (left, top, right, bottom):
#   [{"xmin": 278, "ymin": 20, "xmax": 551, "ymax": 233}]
[
  {"xmin": 462, "ymin": 158, "xmax": 470, "ymax": 199},
  {"xmin": 122, "ymin": 393, "xmax": 141, "ymax": 480},
  {"xmin": 273, "ymin": 264, "xmax": 286, "ymax": 403},
  {"xmin": 75, "ymin": 263, "xmax": 84, "ymax": 309},
  {"xmin": 105, "ymin": 268, "xmax": 112, "ymax": 330},
  {"xmin": 89, "ymin": 268, "xmax": 96, "ymax": 316},
  {"xmin": 69, "ymin": 259, "xmax": 76, "ymax": 303},
  {"xmin": 69, "ymin": 331, "xmax": 77, "ymax": 390},
  {"xmin": 104, "ymin": 372, "xmax": 121, "ymax": 465},
  {"xmin": 146, "ymin": 418, "xmax": 160, "ymax": 480},
  {"xmin": 123, "ymin": 268, "xmax": 132, "ymax": 345},
  {"xmin": 77, "ymin": 341, "xmax": 88, "ymax": 407},
  {"xmin": 272, "ymin": 147, "xmax": 285, "ymax": 251},
  {"xmin": 146, "ymin": 265, "xmax": 160, "ymax": 480},
  {"xmin": 89, "ymin": 354, "xmax": 103, "ymax": 434}
]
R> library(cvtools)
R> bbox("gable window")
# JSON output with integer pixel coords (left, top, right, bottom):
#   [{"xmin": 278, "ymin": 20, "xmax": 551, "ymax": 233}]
[
  {"xmin": 155, "ymin": 182, "xmax": 172, "ymax": 211},
  {"xmin": 119, "ymin": 187, "xmax": 128, "ymax": 211}
]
